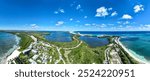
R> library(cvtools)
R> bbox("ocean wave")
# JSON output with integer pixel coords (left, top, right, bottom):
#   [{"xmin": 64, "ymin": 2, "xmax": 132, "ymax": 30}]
[
  {"xmin": 0, "ymin": 35, "xmax": 20, "ymax": 63},
  {"xmin": 128, "ymin": 49, "xmax": 150, "ymax": 63}
]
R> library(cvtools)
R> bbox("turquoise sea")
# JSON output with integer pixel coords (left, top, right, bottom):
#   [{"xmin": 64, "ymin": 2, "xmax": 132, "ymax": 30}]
[
  {"xmin": 77, "ymin": 31, "xmax": 150, "ymax": 63},
  {"xmin": 0, "ymin": 32, "xmax": 19, "ymax": 63}
]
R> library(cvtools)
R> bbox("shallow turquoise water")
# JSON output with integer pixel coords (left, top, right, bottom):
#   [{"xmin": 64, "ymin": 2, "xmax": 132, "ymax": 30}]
[
  {"xmin": 78, "ymin": 31, "xmax": 150, "ymax": 62},
  {"xmin": 120, "ymin": 33, "xmax": 150, "ymax": 62},
  {"xmin": 0, "ymin": 32, "xmax": 19, "ymax": 62}
]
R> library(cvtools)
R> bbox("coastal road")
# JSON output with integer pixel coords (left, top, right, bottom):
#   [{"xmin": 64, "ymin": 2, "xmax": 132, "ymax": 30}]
[
  {"xmin": 63, "ymin": 36, "xmax": 83, "ymax": 50},
  {"xmin": 56, "ymin": 47, "xmax": 66, "ymax": 64}
]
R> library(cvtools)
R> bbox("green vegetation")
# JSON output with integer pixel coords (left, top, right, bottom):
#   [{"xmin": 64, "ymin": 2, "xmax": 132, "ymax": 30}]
[
  {"xmin": 17, "ymin": 33, "xmax": 33, "ymax": 51},
  {"xmin": 119, "ymin": 46, "xmax": 139, "ymax": 64},
  {"xmin": 68, "ymin": 42, "xmax": 107, "ymax": 64},
  {"xmin": 58, "ymin": 60, "xmax": 64, "ymax": 64},
  {"xmin": 9, "ymin": 31, "xmax": 139, "ymax": 64},
  {"xmin": 111, "ymin": 37, "xmax": 139, "ymax": 64},
  {"xmin": 30, "ymin": 32, "xmax": 48, "ymax": 41},
  {"xmin": 60, "ymin": 49, "xmax": 67, "ymax": 62},
  {"xmin": 15, "ymin": 53, "xmax": 30, "ymax": 64},
  {"xmin": 118, "ymin": 50, "xmax": 130, "ymax": 64},
  {"xmin": 47, "ymin": 47, "xmax": 59, "ymax": 64}
]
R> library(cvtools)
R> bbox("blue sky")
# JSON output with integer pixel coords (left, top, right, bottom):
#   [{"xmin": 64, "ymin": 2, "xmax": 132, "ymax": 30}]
[{"xmin": 0, "ymin": 0, "xmax": 150, "ymax": 31}]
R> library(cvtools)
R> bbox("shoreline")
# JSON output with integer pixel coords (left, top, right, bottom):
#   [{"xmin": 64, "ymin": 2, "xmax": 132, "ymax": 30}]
[
  {"xmin": 117, "ymin": 37, "xmax": 149, "ymax": 64},
  {"xmin": 4, "ymin": 35, "xmax": 21, "ymax": 64},
  {"xmin": 5, "ymin": 47, "xmax": 21, "ymax": 64}
]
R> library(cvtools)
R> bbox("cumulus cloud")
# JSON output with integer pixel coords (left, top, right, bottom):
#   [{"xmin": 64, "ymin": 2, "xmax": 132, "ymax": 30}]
[
  {"xmin": 56, "ymin": 21, "xmax": 64, "ymax": 26},
  {"xmin": 134, "ymin": 4, "xmax": 144, "ymax": 13},
  {"xmin": 111, "ymin": 11, "xmax": 118, "ymax": 16},
  {"xmin": 95, "ymin": 7, "xmax": 108, "ymax": 17},
  {"xmin": 30, "ymin": 24, "xmax": 39, "ymax": 29},
  {"xmin": 122, "ymin": 14, "xmax": 132, "ymax": 19}
]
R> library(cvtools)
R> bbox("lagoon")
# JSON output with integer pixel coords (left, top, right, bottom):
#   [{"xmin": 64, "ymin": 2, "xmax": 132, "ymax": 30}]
[{"xmin": 45, "ymin": 31, "xmax": 72, "ymax": 42}]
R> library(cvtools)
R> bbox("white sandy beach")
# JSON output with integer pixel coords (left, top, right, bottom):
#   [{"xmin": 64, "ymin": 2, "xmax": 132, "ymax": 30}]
[
  {"xmin": 117, "ymin": 38, "xmax": 149, "ymax": 64},
  {"xmin": 6, "ymin": 47, "xmax": 21, "ymax": 64}
]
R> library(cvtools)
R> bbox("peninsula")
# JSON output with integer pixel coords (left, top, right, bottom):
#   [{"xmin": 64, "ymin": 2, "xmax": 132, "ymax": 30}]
[{"xmin": 2, "ymin": 31, "xmax": 141, "ymax": 64}]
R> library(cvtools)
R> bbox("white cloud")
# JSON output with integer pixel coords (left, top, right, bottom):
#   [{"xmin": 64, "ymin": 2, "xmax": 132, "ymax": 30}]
[
  {"xmin": 111, "ymin": 11, "xmax": 118, "ymax": 16},
  {"xmin": 145, "ymin": 24, "xmax": 150, "ymax": 27},
  {"xmin": 84, "ymin": 16, "xmax": 87, "ymax": 19},
  {"xmin": 85, "ymin": 24, "xmax": 91, "ymax": 26},
  {"xmin": 122, "ymin": 14, "xmax": 132, "ymax": 19},
  {"xmin": 54, "ymin": 11, "xmax": 59, "ymax": 14},
  {"xmin": 92, "ymin": 23, "xmax": 96, "ymax": 26},
  {"xmin": 134, "ymin": 4, "xmax": 144, "ymax": 13},
  {"xmin": 30, "ymin": 24, "xmax": 39, "ymax": 29},
  {"xmin": 76, "ymin": 4, "xmax": 81, "ymax": 10},
  {"xmin": 56, "ymin": 21, "xmax": 64, "ymax": 26},
  {"xmin": 59, "ymin": 8, "xmax": 65, "ymax": 13},
  {"xmin": 70, "ymin": 18, "xmax": 73, "ymax": 21},
  {"xmin": 54, "ymin": 8, "xmax": 65, "ymax": 14},
  {"xmin": 117, "ymin": 21, "xmax": 121, "ymax": 24},
  {"xmin": 101, "ymin": 24, "xmax": 107, "ymax": 27},
  {"xmin": 108, "ymin": 8, "xmax": 112, "ymax": 11},
  {"xmin": 95, "ymin": 7, "xmax": 108, "ymax": 17}
]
